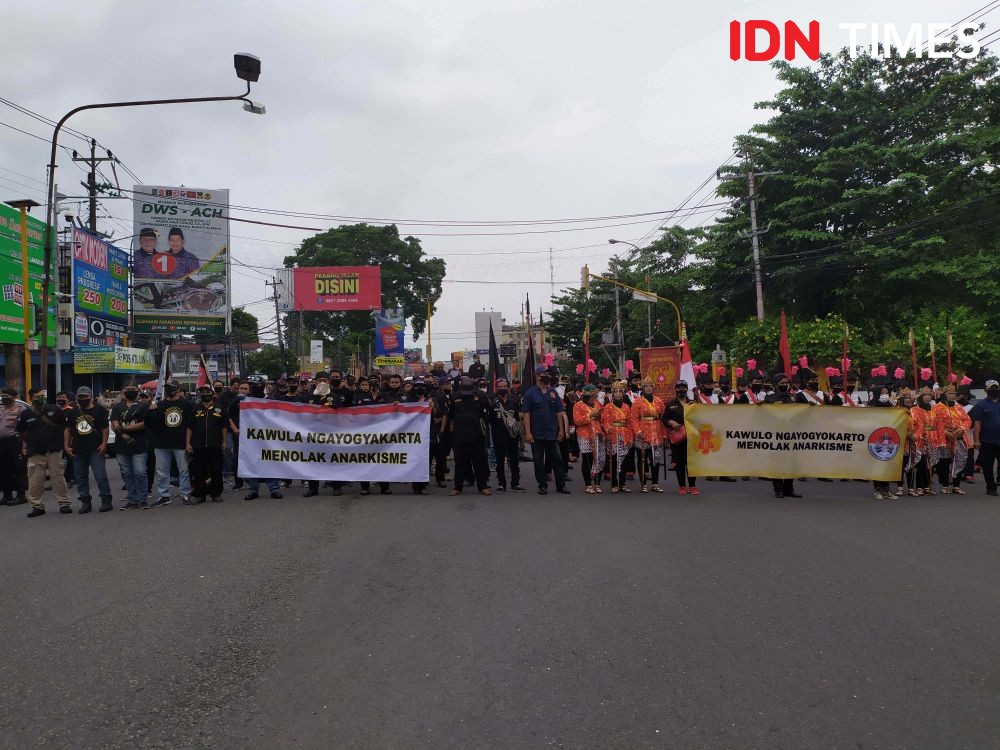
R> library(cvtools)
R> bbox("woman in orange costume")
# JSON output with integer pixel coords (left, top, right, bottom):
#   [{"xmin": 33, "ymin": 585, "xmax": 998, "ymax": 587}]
[
  {"xmin": 573, "ymin": 385, "xmax": 605, "ymax": 494},
  {"xmin": 600, "ymin": 381, "xmax": 633, "ymax": 493},
  {"xmin": 928, "ymin": 388, "xmax": 953, "ymax": 494},
  {"xmin": 908, "ymin": 387, "xmax": 935, "ymax": 495},
  {"xmin": 628, "ymin": 378, "xmax": 666, "ymax": 492},
  {"xmin": 939, "ymin": 385, "xmax": 972, "ymax": 495}
]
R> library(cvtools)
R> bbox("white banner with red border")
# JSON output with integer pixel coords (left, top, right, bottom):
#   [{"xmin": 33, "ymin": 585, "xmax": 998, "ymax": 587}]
[{"xmin": 237, "ymin": 398, "xmax": 430, "ymax": 482}]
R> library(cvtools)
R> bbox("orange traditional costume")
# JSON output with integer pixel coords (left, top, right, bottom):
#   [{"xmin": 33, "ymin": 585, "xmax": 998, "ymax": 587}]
[
  {"xmin": 600, "ymin": 382, "xmax": 633, "ymax": 492},
  {"xmin": 628, "ymin": 381, "xmax": 666, "ymax": 491},
  {"xmin": 572, "ymin": 393, "xmax": 606, "ymax": 490},
  {"xmin": 938, "ymin": 386, "xmax": 973, "ymax": 493}
]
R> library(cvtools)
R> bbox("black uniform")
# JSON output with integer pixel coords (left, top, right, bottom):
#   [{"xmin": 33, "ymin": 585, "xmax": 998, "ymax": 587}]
[
  {"xmin": 449, "ymin": 388, "xmax": 491, "ymax": 492},
  {"xmin": 306, "ymin": 387, "xmax": 352, "ymax": 496},
  {"xmin": 663, "ymin": 397, "xmax": 696, "ymax": 490},
  {"xmin": 763, "ymin": 389, "xmax": 800, "ymax": 497},
  {"xmin": 488, "ymin": 391, "xmax": 522, "ymax": 490},
  {"xmin": 403, "ymin": 392, "xmax": 434, "ymax": 493},
  {"xmin": 430, "ymin": 391, "xmax": 450, "ymax": 485},
  {"xmin": 468, "ymin": 361, "xmax": 486, "ymax": 379},
  {"xmin": 190, "ymin": 397, "xmax": 227, "ymax": 500}
]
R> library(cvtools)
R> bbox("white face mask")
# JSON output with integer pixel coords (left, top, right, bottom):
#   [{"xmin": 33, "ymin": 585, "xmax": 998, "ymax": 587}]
[
  {"xmin": 879, "ymin": 394, "xmax": 890, "ymax": 403},
  {"xmin": 313, "ymin": 382, "xmax": 331, "ymax": 396}
]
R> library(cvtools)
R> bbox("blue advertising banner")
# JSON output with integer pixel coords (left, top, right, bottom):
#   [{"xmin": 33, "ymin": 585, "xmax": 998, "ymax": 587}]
[
  {"xmin": 72, "ymin": 227, "xmax": 129, "ymax": 347},
  {"xmin": 374, "ymin": 308, "xmax": 405, "ymax": 356}
]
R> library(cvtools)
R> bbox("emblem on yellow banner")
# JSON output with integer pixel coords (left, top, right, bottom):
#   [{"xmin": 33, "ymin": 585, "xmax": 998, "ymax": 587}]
[{"xmin": 697, "ymin": 424, "xmax": 722, "ymax": 455}]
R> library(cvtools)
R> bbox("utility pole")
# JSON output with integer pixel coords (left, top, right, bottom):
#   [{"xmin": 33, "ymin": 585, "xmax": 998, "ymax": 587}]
[
  {"xmin": 72, "ymin": 139, "xmax": 115, "ymax": 233},
  {"xmin": 265, "ymin": 276, "xmax": 285, "ymax": 355}
]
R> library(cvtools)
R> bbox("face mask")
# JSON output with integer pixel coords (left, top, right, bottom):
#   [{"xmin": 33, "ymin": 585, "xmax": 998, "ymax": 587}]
[
  {"xmin": 278, "ymin": 385, "xmax": 289, "ymax": 393},
  {"xmin": 201, "ymin": 394, "xmax": 213, "ymax": 402},
  {"xmin": 330, "ymin": 378, "xmax": 342, "ymax": 387},
  {"xmin": 879, "ymin": 395, "xmax": 890, "ymax": 403},
  {"xmin": 751, "ymin": 384, "xmax": 761, "ymax": 393},
  {"xmin": 807, "ymin": 381, "xmax": 819, "ymax": 391},
  {"xmin": 165, "ymin": 386, "xmax": 178, "ymax": 397},
  {"xmin": 57, "ymin": 399, "xmax": 68, "ymax": 407},
  {"xmin": 919, "ymin": 398, "xmax": 932, "ymax": 410},
  {"xmin": 32, "ymin": 397, "xmax": 46, "ymax": 410},
  {"xmin": 77, "ymin": 397, "xmax": 91, "ymax": 406},
  {"xmin": 497, "ymin": 389, "xmax": 508, "ymax": 396},
  {"xmin": 988, "ymin": 388, "xmax": 1000, "ymax": 398},
  {"xmin": 538, "ymin": 376, "xmax": 550, "ymax": 385},
  {"xmin": 313, "ymin": 382, "xmax": 331, "ymax": 396},
  {"xmin": 0, "ymin": 396, "xmax": 13, "ymax": 404},
  {"xmin": 213, "ymin": 386, "xmax": 224, "ymax": 393},
  {"xmin": 124, "ymin": 390, "xmax": 139, "ymax": 401},
  {"xmin": 847, "ymin": 386, "xmax": 856, "ymax": 394},
  {"xmin": 777, "ymin": 384, "xmax": 789, "ymax": 393},
  {"xmin": 413, "ymin": 388, "xmax": 426, "ymax": 397},
  {"xmin": 676, "ymin": 390, "xmax": 688, "ymax": 399}
]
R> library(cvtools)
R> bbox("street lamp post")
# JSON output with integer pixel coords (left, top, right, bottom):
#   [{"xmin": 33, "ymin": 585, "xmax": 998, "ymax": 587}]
[
  {"xmin": 38, "ymin": 53, "xmax": 265, "ymax": 393},
  {"xmin": 607, "ymin": 238, "xmax": 685, "ymax": 346}
]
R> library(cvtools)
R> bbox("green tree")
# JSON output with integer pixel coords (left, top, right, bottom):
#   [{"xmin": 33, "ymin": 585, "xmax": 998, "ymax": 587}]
[
  {"xmin": 231, "ymin": 307, "xmax": 260, "ymax": 341},
  {"xmin": 245, "ymin": 344, "xmax": 298, "ymax": 381},
  {"xmin": 283, "ymin": 224, "xmax": 446, "ymax": 348}
]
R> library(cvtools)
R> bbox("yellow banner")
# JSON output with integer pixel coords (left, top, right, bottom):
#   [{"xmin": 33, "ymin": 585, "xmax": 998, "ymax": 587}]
[{"xmin": 685, "ymin": 403, "xmax": 908, "ymax": 481}]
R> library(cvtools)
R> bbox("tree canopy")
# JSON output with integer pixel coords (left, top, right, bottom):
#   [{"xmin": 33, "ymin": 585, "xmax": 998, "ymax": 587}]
[{"xmin": 548, "ymin": 43, "xmax": 1000, "ymax": 379}]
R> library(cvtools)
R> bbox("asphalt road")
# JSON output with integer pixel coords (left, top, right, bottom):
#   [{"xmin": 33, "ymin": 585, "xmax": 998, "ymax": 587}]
[{"xmin": 2, "ymin": 462, "xmax": 999, "ymax": 749}]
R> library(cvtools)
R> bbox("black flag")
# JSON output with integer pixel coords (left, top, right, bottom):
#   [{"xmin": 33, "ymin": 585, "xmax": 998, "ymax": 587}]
[
  {"xmin": 486, "ymin": 319, "xmax": 506, "ymax": 393},
  {"xmin": 525, "ymin": 295, "xmax": 537, "ymax": 388}
]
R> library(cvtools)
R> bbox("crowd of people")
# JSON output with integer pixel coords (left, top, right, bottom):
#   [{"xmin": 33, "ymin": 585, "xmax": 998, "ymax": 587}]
[{"xmin": 2, "ymin": 360, "xmax": 998, "ymax": 517}]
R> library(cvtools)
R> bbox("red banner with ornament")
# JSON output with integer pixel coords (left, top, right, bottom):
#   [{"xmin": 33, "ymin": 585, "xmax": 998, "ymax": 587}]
[{"xmin": 638, "ymin": 346, "xmax": 682, "ymax": 402}]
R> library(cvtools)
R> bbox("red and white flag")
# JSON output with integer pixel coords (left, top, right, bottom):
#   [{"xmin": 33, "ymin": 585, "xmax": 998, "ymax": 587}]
[
  {"xmin": 679, "ymin": 339, "xmax": 697, "ymax": 392},
  {"xmin": 196, "ymin": 354, "xmax": 211, "ymax": 389}
]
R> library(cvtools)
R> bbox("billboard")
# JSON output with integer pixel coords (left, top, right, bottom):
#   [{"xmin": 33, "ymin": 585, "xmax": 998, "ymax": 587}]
[
  {"xmin": 72, "ymin": 228, "xmax": 129, "ymax": 347},
  {"xmin": 291, "ymin": 266, "xmax": 380, "ymax": 311},
  {"xmin": 374, "ymin": 308, "xmax": 405, "ymax": 356},
  {"xmin": 73, "ymin": 346, "xmax": 156, "ymax": 375},
  {"xmin": 0, "ymin": 202, "xmax": 56, "ymax": 346},
  {"xmin": 131, "ymin": 185, "xmax": 230, "ymax": 336}
]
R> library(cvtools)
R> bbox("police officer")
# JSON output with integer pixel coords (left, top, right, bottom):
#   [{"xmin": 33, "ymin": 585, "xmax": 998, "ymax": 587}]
[
  {"xmin": 189, "ymin": 384, "xmax": 228, "ymax": 503},
  {"xmin": 764, "ymin": 373, "xmax": 803, "ymax": 499},
  {"xmin": 448, "ymin": 376, "xmax": 491, "ymax": 496}
]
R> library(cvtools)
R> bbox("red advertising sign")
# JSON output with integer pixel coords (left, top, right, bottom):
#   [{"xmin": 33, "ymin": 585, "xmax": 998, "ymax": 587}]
[
  {"xmin": 638, "ymin": 346, "xmax": 683, "ymax": 402},
  {"xmin": 292, "ymin": 266, "xmax": 381, "ymax": 311}
]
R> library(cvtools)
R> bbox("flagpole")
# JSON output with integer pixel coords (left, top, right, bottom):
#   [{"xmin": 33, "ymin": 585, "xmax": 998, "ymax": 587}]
[
  {"xmin": 929, "ymin": 335, "xmax": 939, "ymax": 385},
  {"xmin": 909, "ymin": 329, "xmax": 918, "ymax": 391},
  {"xmin": 946, "ymin": 326, "xmax": 953, "ymax": 384}
]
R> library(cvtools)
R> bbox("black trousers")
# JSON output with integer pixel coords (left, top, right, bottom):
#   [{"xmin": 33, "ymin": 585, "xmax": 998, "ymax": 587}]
[
  {"xmin": 308, "ymin": 480, "xmax": 343, "ymax": 493},
  {"xmin": 979, "ymin": 442, "xmax": 998, "ymax": 492},
  {"xmin": 581, "ymin": 452, "xmax": 599, "ymax": 485},
  {"xmin": 772, "ymin": 478, "xmax": 794, "ymax": 496},
  {"xmin": 636, "ymin": 447, "xmax": 661, "ymax": 485},
  {"xmin": 493, "ymin": 438, "xmax": 520, "ymax": 488},
  {"xmin": 531, "ymin": 439, "xmax": 566, "ymax": 491},
  {"xmin": 0, "ymin": 436, "xmax": 26, "ymax": 492},
  {"xmin": 453, "ymin": 439, "xmax": 489, "ymax": 491},
  {"xmin": 671, "ymin": 442, "xmax": 695, "ymax": 488},
  {"xmin": 432, "ymin": 432, "xmax": 451, "ymax": 482},
  {"xmin": 933, "ymin": 456, "xmax": 951, "ymax": 487},
  {"xmin": 191, "ymin": 447, "xmax": 224, "ymax": 498}
]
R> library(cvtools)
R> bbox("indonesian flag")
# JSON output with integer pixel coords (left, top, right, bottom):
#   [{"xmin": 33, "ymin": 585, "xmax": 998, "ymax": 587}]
[
  {"xmin": 679, "ymin": 339, "xmax": 697, "ymax": 392},
  {"xmin": 196, "ymin": 353, "xmax": 211, "ymax": 389}
]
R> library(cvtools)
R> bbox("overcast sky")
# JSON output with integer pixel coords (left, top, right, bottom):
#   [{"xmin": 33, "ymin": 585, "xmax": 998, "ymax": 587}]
[{"xmin": 2, "ymin": 0, "xmax": 991, "ymax": 355}]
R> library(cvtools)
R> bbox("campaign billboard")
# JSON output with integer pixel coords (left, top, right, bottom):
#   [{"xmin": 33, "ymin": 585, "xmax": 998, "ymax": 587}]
[
  {"xmin": 0, "ymin": 202, "xmax": 56, "ymax": 346},
  {"xmin": 131, "ymin": 185, "xmax": 230, "ymax": 336},
  {"xmin": 374, "ymin": 308, "xmax": 405, "ymax": 356},
  {"xmin": 72, "ymin": 227, "xmax": 129, "ymax": 347},
  {"xmin": 291, "ymin": 266, "xmax": 380, "ymax": 311}
]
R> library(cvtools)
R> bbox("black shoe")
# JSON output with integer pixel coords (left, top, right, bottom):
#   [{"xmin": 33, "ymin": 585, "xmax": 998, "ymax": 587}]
[
  {"xmin": 120, "ymin": 502, "xmax": 140, "ymax": 511},
  {"xmin": 495, "ymin": 486, "xmax": 506, "ymax": 493},
  {"xmin": 78, "ymin": 501, "xmax": 92, "ymax": 514},
  {"xmin": 987, "ymin": 489, "xmax": 998, "ymax": 497},
  {"xmin": 775, "ymin": 491, "xmax": 785, "ymax": 498},
  {"xmin": 719, "ymin": 477, "xmax": 737, "ymax": 482},
  {"xmin": 59, "ymin": 506, "xmax": 73, "ymax": 514},
  {"xmin": 8, "ymin": 494, "xmax": 27, "ymax": 506},
  {"xmin": 211, "ymin": 496, "xmax": 223, "ymax": 503},
  {"xmin": 304, "ymin": 490, "xmax": 319, "ymax": 497},
  {"xmin": 512, "ymin": 486, "xmax": 527, "ymax": 493},
  {"xmin": 360, "ymin": 489, "xmax": 369, "ymax": 496},
  {"xmin": 270, "ymin": 491, "xmax": 283, "ymax": 499},
  {"xmin": 99, "ymin": 502, "xmax": 113, "ymax": 512},
  {"xmin": 27, "ymin": 507, "xmax": 45, "ymax": 518},
  {"xmin": 233, "ymin": 480, "xmax": 245, "ymax": 490},
  {"xmin": 152, "ymin": 496, "xmax": 172, "ymax": 507},
  {"xmin": 556, "ymin": 487, "xmax": 571, "ymax": 494},
  {"xmin": 190, "ymin": 496, "xmax": 206, "ymax": 504},
  {"xmin": 179, "ymin": 496, "xmax": 194, "ymax": 506},
  {"xmin": 244, "ymin": 492, "xmax": 259, "ymax": 501},
  {"xmin": 381, "ymin": 488, "xmax": 393, "ymax": 495},
  {"xmin": 538, "ymin": 487, "xmax": 548, "ymax": 495}
]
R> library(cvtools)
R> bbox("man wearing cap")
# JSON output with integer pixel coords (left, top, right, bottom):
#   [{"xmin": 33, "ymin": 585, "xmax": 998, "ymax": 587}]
[
  {"xmin": 521, "ymin": 365, "xmax": 569, "ymax": 495},
  {"xmin": 189, "ymin": 384, "xmax": 228, "ymax": 503},
  {"xmin": 448, "ymin": 376, "xmax": 492, "ymax": 496},
  {"xmin": 971, "ymin": 379, "xmax": 1000, "ymax": 497},
  {"xmin": 17, "ymin": 388, "xmax": 71, "ymax": 517},
  {"xmin": 133, "ymin": 227, "xmax": 159, "ymax": 278},
  {"xmin": 145, "ymin": 379, "xmax": 194, "ymax": 506},
  {"xmin": 763, "ymin": 373, "xmax": 803, "ymax": 499},
  {"xmin": 64, "ymin": 385, "xmax": 114, "ymax": 512},
  {"xmin": 489, "ymin": 377, "xmax": 525, "ymax": 493},
  {"xmin": 110, "ymin": 381, "xmax": 150, "ymax": 510}
]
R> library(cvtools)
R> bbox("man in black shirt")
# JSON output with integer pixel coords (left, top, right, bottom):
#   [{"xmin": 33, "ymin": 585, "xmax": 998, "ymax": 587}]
[
  {"xmin": 763, "ymin": 373, "xmax": 802, "ymax": 499},
  {"xmin": 64, "ymin": 385, "xmax": 113, "ymax": 513},
  {"xmin": 448, "ymin": 376, "xmax": 491, "ymax": 496},
  {"xmin": 18, "ymin": 388, "xmax": 70, "ymax": 517},
  {"xmin": 227, "ymin": 381, "xmax": 250, "ymax": 490},
  {"xmin": 379, "ymin": 374, "xmax": 404, "ymax": 404},
  {"xmin": 304, "ymin": 371, "xmax": 347, "ymax": 497},
  {"xmin": 146, "ymin": 379, "xmax": 194, "ymax": 506},
  {"xmin": 404, "ymin": 381, "xmax": 433, "ymax": 495},
  {"xmin": 189, "ymin": 384, "xmax": 228, "ymax": 503},
  {"xmin": 468, "ymin": 354, "xmax": 486, "ymax": 380},
  {"xmin": 488, "ymin": 378, "xmax": 525, "ymax": 493},
  {"xmin": 110, "ymin": 382, "xmax": 150, "ymax": 509},
  {"xmin": 430, "ymin": 379, "xmax": 451, "ymax": 487}
]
